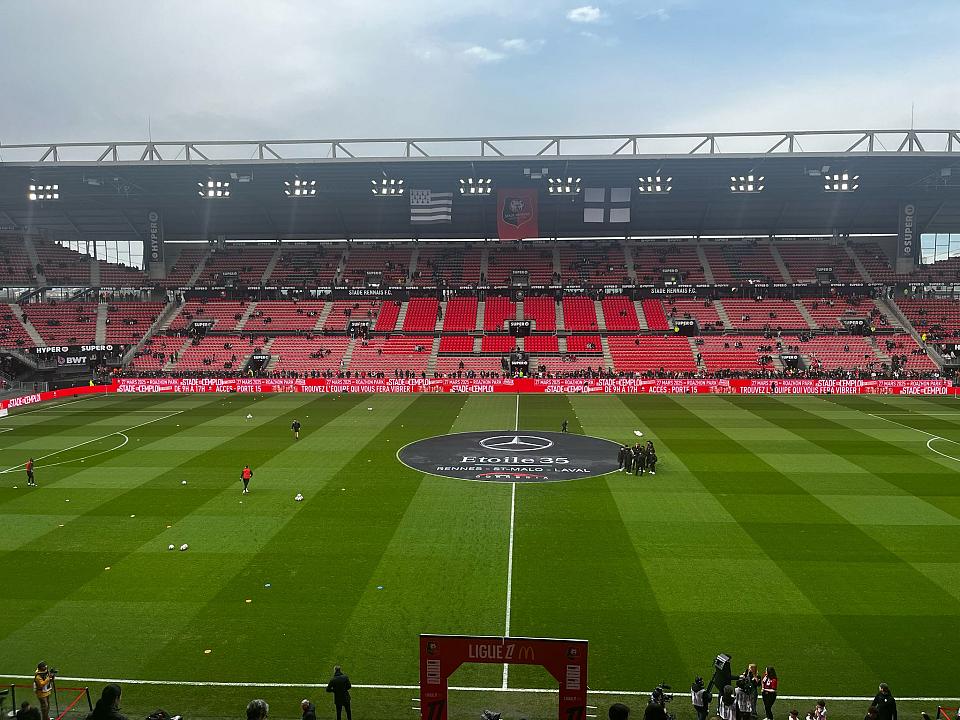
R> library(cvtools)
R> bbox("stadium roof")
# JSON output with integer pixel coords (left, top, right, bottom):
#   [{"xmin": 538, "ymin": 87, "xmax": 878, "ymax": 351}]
[{"xmin": 1, "ymin": 129, "xmax": 959, "ymax": 242}]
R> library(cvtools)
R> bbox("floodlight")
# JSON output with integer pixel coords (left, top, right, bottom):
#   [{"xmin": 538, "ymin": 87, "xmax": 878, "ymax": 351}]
[
  {"xmin": 459, "ymin": 178, "xmax": 493, "ymax": 195},
  {"xmin": 198, "ymin": 179, "xmax": 231, "ymax": 198},
  {"xmin": 28, "ymin": 183, "xmax": 59, "ymax": 201},
  {"xmin": 730, "ymin": 174, "xmax": 764, "ymax": 193},
  {"xmin": 823, "ymin": 172, "xmax": 860, "ymax": 192},
  {"xmin": 371, "ymin": 178, "xmax": 405, "ymax": 196},
  {"xmin": 638, "ymin": 176, "xmax": 672, "ymax": 193},
  {"xmin": 284, "ymin": 178, "xmax": 318, "ymax": 197},
  {"xmin": 547, "ymin": 176, "xmax": 581, "ymax": 194}
]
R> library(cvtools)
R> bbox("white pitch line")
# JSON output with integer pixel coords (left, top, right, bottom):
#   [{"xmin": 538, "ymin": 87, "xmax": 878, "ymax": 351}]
[
  {"xmin": 868, "ymin": 413, "xmax": 960, "ymax": 464},
  {"xmin": 0, "ymin": 675, "xmax": 956, "ymax": 702},
  {"xmin": 0, "ymin": 393, "xmax": 104, "ymax": 418},
  {"xmin": 0, "ymin": 411, "xmax": 183, "ymax": 474},
  {"xmin": 502, "ymin": 479, "xmax": 517, "ymax": 690}
]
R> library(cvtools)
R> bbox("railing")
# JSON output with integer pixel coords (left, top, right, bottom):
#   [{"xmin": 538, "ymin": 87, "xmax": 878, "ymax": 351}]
[{"xmin": 2, "ymin": 129, "xmax": 960, "ymax": 164}]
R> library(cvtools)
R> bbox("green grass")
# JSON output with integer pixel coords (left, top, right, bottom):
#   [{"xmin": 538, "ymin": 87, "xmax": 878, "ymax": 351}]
[{"xmin": 1, "ymin": 392, "xmax": 959, "ymax": 720}]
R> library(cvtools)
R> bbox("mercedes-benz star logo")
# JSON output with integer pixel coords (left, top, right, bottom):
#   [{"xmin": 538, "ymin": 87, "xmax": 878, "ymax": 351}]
[{"xmin": 479, "ymin": 435, "xmax": 554, "ymax": 452}]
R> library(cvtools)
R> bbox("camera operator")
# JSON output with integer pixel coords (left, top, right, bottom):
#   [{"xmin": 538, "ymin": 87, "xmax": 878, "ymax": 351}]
[
  {"xmin": 33, "ymin": 662, "xmax": 56, "ymax": 720},
  {"xmin": 644, "ymin": 686, "xmax": 670, "ymax": 720}
]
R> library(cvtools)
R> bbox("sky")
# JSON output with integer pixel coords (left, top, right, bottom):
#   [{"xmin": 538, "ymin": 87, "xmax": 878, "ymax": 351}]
[{"xmin": 1, "ymin": 0, "xmax": 959, "ymax": 145}]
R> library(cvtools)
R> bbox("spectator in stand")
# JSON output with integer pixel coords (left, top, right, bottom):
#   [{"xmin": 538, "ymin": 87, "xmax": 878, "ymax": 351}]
[
  {"xmin": 85, "ymin": 685, "xmax": 127, "ymax": 720},
  {"xmin": 871, "ymin": 684, "xmax": 896, "ymax": 720},
  {"xmin": 760, "ymin": 667, "xmax": 778, "ymax": 720},
  {"xmin": 246, "ymin": 699, "xmax": 269, "ymax": 720}
]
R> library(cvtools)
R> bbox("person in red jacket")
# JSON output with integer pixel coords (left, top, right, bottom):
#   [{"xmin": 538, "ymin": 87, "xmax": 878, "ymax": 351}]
[
  {"xmin": 241, "ymin": 465, "xmax": 254, "ymax": 494},
  {"xmin": 761, "ymin": 667, "xmax": 778, "ymax": 720},
  {"xmin": 26, "ymin": 458, "xmax": 36, "ymax": 487}
]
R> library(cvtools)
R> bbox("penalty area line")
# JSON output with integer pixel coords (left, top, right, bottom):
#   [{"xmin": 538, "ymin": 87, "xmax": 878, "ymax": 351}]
[
  {"xmin": 868, "ymin": 413, "xmax": 960, "ymax": 463},
  {"xmin": 0, "ymin": 675, "xmax": 957, "ymax": 702},
  {"xmin": 0, "ymin": 411, "xmax": 184, "ymax": 474}
]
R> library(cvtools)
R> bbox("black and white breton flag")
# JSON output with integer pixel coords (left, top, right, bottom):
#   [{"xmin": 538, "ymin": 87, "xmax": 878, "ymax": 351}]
[
  {"xmin": 410, "ymin": 189, "xmax": 453, "ymax": 224},
  {"xmin": 583, "ymin": 187, "xmax": 631, "ymax": 223}
]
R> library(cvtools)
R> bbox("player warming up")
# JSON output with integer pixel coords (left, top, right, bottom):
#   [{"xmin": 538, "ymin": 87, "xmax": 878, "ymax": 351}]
[
  {"xmin": 291, "ymin": 419, "xmax": 301, "ymax": 440},
  {"xmin": 241, "ymin": 464, "xmax": 254, "ymax": 494},
  {"xmin": 561, "ymin": 419, "xmax": 569, "ymax": 433},
  {"xmin": 26, "ymin": 458, "xmax": 36, "ymax": 486}
]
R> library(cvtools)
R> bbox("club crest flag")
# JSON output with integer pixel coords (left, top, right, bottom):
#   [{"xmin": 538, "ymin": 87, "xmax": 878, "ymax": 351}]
[{"xmin": 497, "ymin": 189, "xmax": 539, "ymax": 240}]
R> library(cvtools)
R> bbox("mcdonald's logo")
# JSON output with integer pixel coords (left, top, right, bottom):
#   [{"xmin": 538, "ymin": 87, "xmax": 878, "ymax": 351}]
[{"xmin": 518, "ymin": 645, "xmax": 536, "ymax": 662}]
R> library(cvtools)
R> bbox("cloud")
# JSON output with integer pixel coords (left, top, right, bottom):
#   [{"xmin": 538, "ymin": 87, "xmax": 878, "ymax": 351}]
[
  {"xmin": 637, "ymin": 7, "xmax": 669, "ymax": 21},
  {"xmin": 462, "ymin": 45, "xmax": 506, "ymax": 63},
  {"xmin": 566, "ymin": 5, "xmax": 603, "ymax": 23},
  {"xmin": 499, "ymin": 37, "xmax": 544, "ymax": 54}
]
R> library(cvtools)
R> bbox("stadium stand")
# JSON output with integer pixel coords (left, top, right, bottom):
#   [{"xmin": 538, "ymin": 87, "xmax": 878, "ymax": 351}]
[
  {"xmin": 402, "ymin": 297, "xmax": 439, "ymax": 332},
  {"xmin": 349, "ymin": 336, "xmax": 430, "ymax": 373},
  {"xmin": 559, "ymin": 243, "xmax": 629, "ymax": 285},
  {"xmin": 0, "ymin": 237, "xmax": 38, "ymax": 286},
  {"xmin": 196, "ymin": 245, "xmax": 275, "ymax": 286},
  {"xmin": 523, "ymin": 296, "xmax": 556, "ymax": 331},
  {"xmin": 640, "ymin": 299, "xmax": 671, "ymax": 331},
  {"xmin": 483, "ymin": 296, "xmax": 516, "ymax": 332},
  {"xmin": 703, "ymin": 244, "xmax": 785, "ymax": 283},
  {"xmin": 104, "ymin": 301, "xmax": 165, "ymax": 343},
  {"xmin": 800, "ymin": 297, "xmax": 889, "ymax": 330},
  {"xmin": 269, "ymin": 244, "xmax": 341, "ymax": 287},
  {"xmin": 270, "ymin": 336, "xmax": 350, "ymax": 374},
  {"xmin": 413, "ymin": 245, "xmax": 482, "ymax": 286},
  {"xmin": 562, "ymin": 296, "xmax": 600, "ymax": 331},
  {"xmin": 720, "ymin": 299, "xmax": 811, "ymax": 331},
  {"xmin": 240, "ymin": 301, "xmax": 326, "ymax": 332},
  {"xmin": 323, "ymin": 301, "xmax": 382, "ymax": 331},
  {"xmin": 163, "ymin": 247, "xmax": 208, "ymax": 287},
  {"xmin": 523, "ymin": 335, "xmax": 559, "ymax": 353},
  {"xmin": 438, "ymin": 335, "xmax": 476, "ymax": 353},
  {"xmin": 167, "ymin": 335, "xmax": 259, "ymax": 372},
  {"xmin": 34, "ymin": 241, "xmax": 92, "ymax": 285},
  {"xmin": 20, "ymin": 302, "xmax": 97, "ymax": 344},
  {"xmin": 897, "ymin": 299, "xmax": 960, "ymax": 340},
  {"xmin": 608, "ymin": 335, "xmax": 697, "ymax": 373},
  {"xmin": 486, "ymin": 245, "xmax": 555, "ymax": 285},
  {"xmin": 481, "ymin": 335, "xmax": 518, "ymax": 353},
  {"xmin": 696, "ymin": 337, "xmax": 775, "ymax": 372},
  {"xmin": 601, "ymin": 295, "xmax": 640, "ymax": 331},
  {"xmin": 630, "ymin": 243, "xmax": 706, "ymax": 283},
  {"xmin": 341, "ymin": 245, "xmax": 411, "ymax": 287},
  {"xmin": 128, "ymin": 335, "xmax": 191, "ymax": 372},
  {"xmin": 169, "ymin": 300, "xmax": 249, "ymax": 332},
  {"xmin": 777, "ymin": 243, "xmax": 862, "ymax": 283},
  {"xmin": 662, "ymin": 299, "xmax": 725, "ymax": 331},
  {"xmin": 441, "ymin": 297, "xmax": 479, "ymax": 332}
]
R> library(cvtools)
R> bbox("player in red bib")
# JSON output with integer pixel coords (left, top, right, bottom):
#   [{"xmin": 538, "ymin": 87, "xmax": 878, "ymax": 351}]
[
  {"xmin": 241, "ymin": 464, "xmax": 254, "ymax": 494},
  {"xmin": 26, "ymin": 458, "xmax": 36, "ymax": 486}
]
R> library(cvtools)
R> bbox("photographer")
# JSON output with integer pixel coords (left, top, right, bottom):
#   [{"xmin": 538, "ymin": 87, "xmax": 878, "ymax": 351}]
[
  {"xmin": 644, "ymin": 686, "xmax": 670, "ymax": 720},
  {"xmin": 33, "ymin": 662, "xmax": 56, "ymax": 720}
]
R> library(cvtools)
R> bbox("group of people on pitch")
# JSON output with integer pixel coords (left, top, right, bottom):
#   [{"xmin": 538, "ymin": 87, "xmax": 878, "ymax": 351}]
[{"xmin": 617, "ymin": 440, "xmax": 657, "ymax": 475}]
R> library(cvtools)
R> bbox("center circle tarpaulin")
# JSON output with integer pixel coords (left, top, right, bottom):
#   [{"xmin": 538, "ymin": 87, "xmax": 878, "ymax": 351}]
[{"xmin": 397, "ymin": 431, "xmax": 622, "ymax": 483}]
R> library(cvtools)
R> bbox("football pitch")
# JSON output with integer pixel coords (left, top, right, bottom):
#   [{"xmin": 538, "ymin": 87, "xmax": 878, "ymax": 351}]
[{"xmin": 1, "ymin": 391, "xmax": 960, "ymax": 720}]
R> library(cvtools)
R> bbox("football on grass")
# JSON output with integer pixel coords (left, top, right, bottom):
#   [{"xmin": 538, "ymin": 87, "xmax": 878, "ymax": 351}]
[{"xmin": 179, "ymin": 543, "xmax": 189, "ymax": 551}]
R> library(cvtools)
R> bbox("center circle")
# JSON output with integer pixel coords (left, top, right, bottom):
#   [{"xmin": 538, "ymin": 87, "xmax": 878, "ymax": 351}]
[{"xmin": 397, "ymin": 431, "xmax": 622, "ymax": 483}]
